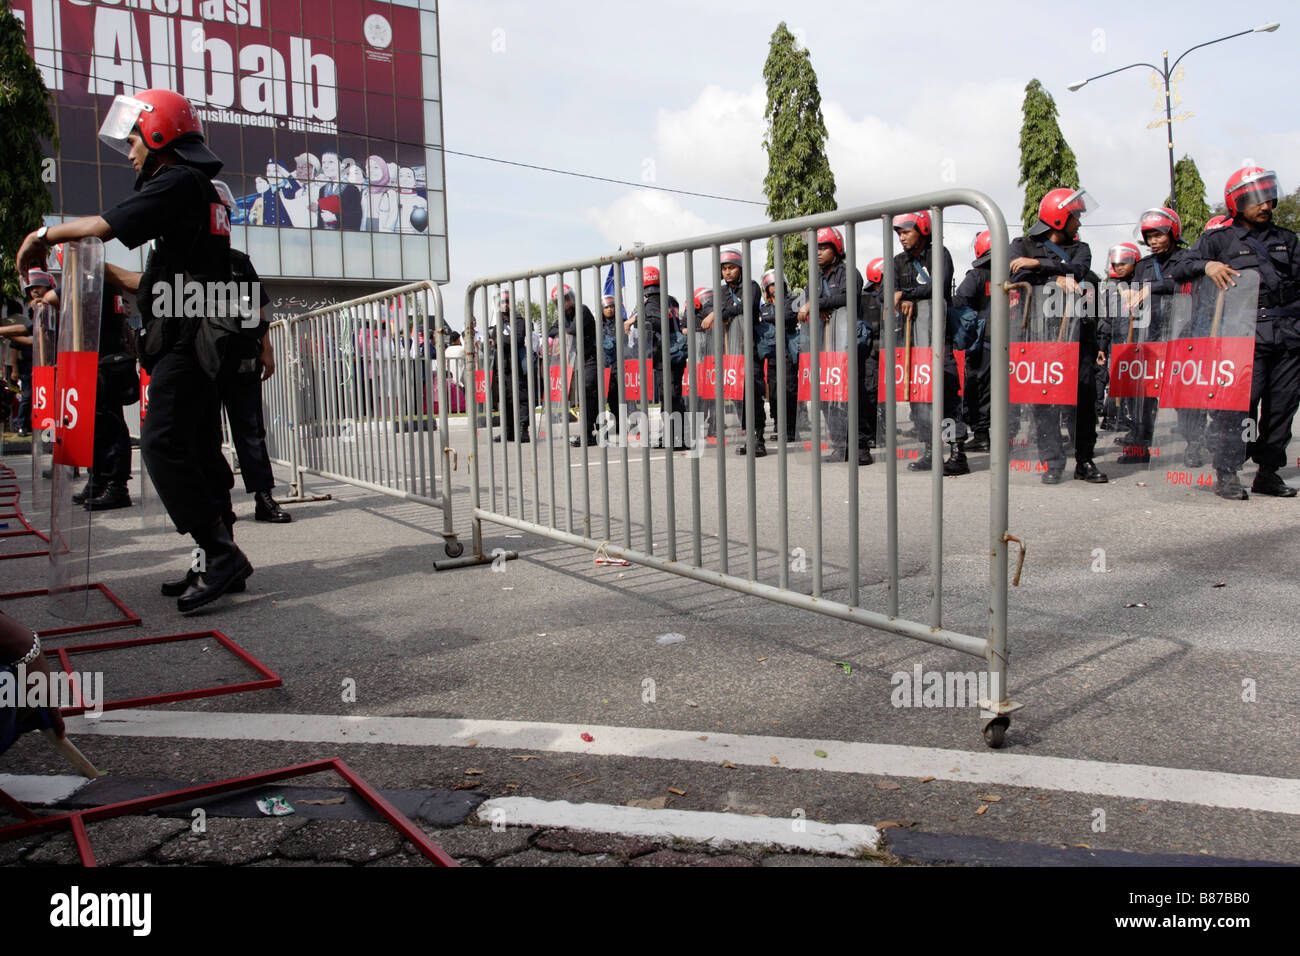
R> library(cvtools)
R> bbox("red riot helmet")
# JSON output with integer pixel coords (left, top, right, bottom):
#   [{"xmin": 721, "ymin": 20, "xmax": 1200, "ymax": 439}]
[
  {"xmin": 601, "ymin": 294, "xmax": 615, "ymax": 307},
  {"xmin": 1106, "ymin": 242, "xmax": 1141, "ymax": 278},
  {"xmin": 892, "ymin": 211, "xmax": 931, "ymax": 237},
  {"xmin": 693, "ymin": 286, "xmax": 713, "ymax": 312},
  {"xmin": 642, "ymin": 265, "xmax": 660, "ymax": 287},
  {"xmin": 760, "ymin": 269, "xmax": 778, "ymax": 291},
  {"xmin": 865, "ymin": 258, "xmax": 884, "ymax": 284},
  {"xmin": 1029, "ymin": 187, "xmax": 1096, "ymax": 237},
  {"xmin": 1135, "ymin": 207, "xmax": 1182, "ymax": 244},
  {"xmin": 973, "ymin": 231, "xmax": 992, "ymax": 260},
  {"xmin": 98, "ymin": 89, "xmax": 222, "ymax": 181},
  {"xmin": 1224, "ymin": 167, "xmax": 1279, "ymax": 217},
  {"xmin": 815, "ymin": 226, "xmax": 844, "ymax": 258},
  {"xmin": 1203, "ymin": 214, "xmax": 1232, "ymax": 233},
  {"xmin": 719, "ymin": 248, "xmax": 743, "ymax": 268},
  {"xmin": 549, "ymin": 284, "xmax": 574, "ymax": 301}
]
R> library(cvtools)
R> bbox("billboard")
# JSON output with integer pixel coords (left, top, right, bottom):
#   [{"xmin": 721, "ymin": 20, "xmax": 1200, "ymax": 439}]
[{"xmin": 14, "ymin": 0, "xmax": 448, "ymax": 284}]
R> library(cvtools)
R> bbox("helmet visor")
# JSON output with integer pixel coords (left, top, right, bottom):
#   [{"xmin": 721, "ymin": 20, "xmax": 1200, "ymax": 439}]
[
  {"xmin": 1231, "ymin": 170, "xmax": 1279, "ymax": 212},
  {"xmin": 1054, "ymin": 189, "xmax": 1098, "ymax": 221},
  {"xmin": 98, "ymin": 95, "xmax": 152, "ymax": 155}
]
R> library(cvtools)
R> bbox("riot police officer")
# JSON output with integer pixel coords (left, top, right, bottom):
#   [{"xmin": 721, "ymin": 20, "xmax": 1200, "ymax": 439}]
[
  {"xmin": 1176, "ymin": 167, "xmax": 1300, "ymax": 500},
  {"xmin": 707, "ymin": 249, "xmax": 766, "ymax": 456},
  {"xmin": 893, "ymin": 212, "xmax": 968, "ymax": 475},
  {"xmin": 492, "ymin": 288, "xmax": 530, "ymax": 444},
  {"xmin": 19, "ymin": 89, "xmax": 250, "ymax": 611},
  {"xmin": 762, "ymin": 269, "xmax": 801, "ymax": 444},
  {"xmin": 548, "ymin": 285, "xmax": 600, "ymax": 447},
  {"xmin": 954, "ymin": 233, "xmax": 993, "ymax": 452},
  {"xmin": 1009, "ymin": 187, "xmax": 1108, "ymax": 485}
]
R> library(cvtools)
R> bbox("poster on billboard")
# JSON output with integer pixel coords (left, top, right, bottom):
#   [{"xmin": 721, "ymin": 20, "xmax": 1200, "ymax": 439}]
[{"xmin": 14, "ymin": 0, "xmax": 448, "ymax": 282}]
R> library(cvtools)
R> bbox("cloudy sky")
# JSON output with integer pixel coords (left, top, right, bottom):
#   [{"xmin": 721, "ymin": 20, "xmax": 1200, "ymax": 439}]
[{"xmin": 437, "ymin": 0, "xmax": 1296, "ymax": 327}]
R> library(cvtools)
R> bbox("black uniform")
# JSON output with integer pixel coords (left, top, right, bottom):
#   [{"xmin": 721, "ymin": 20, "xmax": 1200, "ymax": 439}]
[
  {"xmin": 803, "ymin": 258, "xmax": 872, "ymax": 457},
  {"xmin": 632, "ymin": 289, "xmax": 686, "ymax": 447},
  {"xmin": 601, "ymin": 310, "xmax": 621, "ymax": 431},
  {"xmin": 215, "ymin": 252, "xmax": 275, "ymax": 495},
  {"xmin": 954, "ymin": 255, "xmax": 992, "ymax": 443},
  {"xmin": 761, "ymin": 290, "xmax": 800, "ymax": 442},
  {"xmin": 717, "ymin": 276, "xmax": 766, "ymax": 443},
  {"xmin": 493, "ymin": 308, "xmax": 530, "ymax": 441},
  {"xmin": 894, "ymin": 243, "xmax": 966, "ymax": 469},
  {"xmin": 1176, "ymin": 218, "xmax": 1300, "ymax": 481},
  {"xmin": 1009, "ymin": 233, "xmax": 1101, "ymax": 475},
  {"xmin": 88, "ymin": 290, "xmax": 132, "ymax": 491},
  {"xmin": 548, "ymin": 301, "xmax": 600, "ymax": 445},
  {"xmin": 104, "ymin": 163, "xmax": 234, "ymax": 537}
]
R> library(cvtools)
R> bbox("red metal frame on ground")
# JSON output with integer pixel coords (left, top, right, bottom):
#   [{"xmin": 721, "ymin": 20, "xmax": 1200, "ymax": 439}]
[
  {"xmin": 54, "ymin": 630, "xmax": 281, "ymax": 716},
  {"xmin": 0, "ymin": 759, "xmax": 458, "ymax": 867},
  {"xmin": 0, "ymin": 787, "xmax": 39, "ymax": 821},
  {"xmin": 0, "ymin": 489, "xmax": 51, "ymax": 559},
  {"xmin": 0, "ymin": 583, "xmax": 141, "ymax": 637}
]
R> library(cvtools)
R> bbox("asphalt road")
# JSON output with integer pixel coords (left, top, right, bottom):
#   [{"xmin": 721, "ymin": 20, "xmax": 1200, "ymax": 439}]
[{"xmin": 2, "ymin": 407, "xmax": 1298, "ymax": 866}]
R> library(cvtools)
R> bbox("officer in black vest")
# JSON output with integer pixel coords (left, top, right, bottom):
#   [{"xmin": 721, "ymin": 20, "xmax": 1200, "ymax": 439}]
[
  {"xmin": 20, "ymin": 89, "xmax": 251, "ymax": 611},
  {"xmin": 547, "ymin": 284, "xmax": 600, "ymax": 447},
  {"xmin": 1175, "ymin": 167, "xmax": 1300, "ymax": 499},
  {"xmin": 761, "ymin": 269, "xmax": 800, "ymax": 444},
  {"xmin": 1009, "ymin": 187, "xmax": 1108, "ymax": 484},
  {"xmin": 954, "ymin": 233, "xmax": 993, "ymax": 452}
]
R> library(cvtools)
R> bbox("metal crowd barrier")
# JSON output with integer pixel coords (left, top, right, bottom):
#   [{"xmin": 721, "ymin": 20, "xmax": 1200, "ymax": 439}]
[
  {"xmin": 222, "ymin": 281, "xmax": 462, "ymax": 558},
  {"xmin": 445, "ymin": 189, "xmax": 1018, "ymax": 747}
]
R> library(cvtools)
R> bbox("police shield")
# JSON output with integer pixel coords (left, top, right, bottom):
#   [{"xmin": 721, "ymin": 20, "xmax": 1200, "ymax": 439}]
[
  {"xmin": 1102, "ymin": 280, "xmax": 1179, "ymax": 479},
  {"xmin": 28, "ymin": 300, "xmax": 59, "ymax": 532},
  {"xmin": 1156, "ymin": 271, "xmax": 1260, "ymax": 497},
  {"xmin": 796, "ymin": 301, "xmax": 851, "ymax": 443},
  {"xmin": 48, "ymin": 238, "xmax": 103, "ymax": 620},
  {"xmin": 877, "ymin": 299, "xmax": 940, "ymax": 464},
  {"xmin": 1006, "ymin": 281, "xmax": 1083, "ymax": 484}
]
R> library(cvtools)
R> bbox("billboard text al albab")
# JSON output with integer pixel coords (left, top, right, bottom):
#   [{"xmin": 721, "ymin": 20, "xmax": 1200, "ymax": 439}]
[{"xmin": 16, "ymin": 0, "xmax": 425, "ymax": 133}]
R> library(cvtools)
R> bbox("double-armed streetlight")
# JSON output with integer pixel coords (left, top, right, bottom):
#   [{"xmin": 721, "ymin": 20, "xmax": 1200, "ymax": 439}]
[{"xmin": 1067, "ymin": 22, "xmax": 1280, "ymax": 212}]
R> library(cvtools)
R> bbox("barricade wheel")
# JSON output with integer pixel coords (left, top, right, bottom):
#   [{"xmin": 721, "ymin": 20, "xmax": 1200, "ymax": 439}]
[
  {"xmin": 982, "ymin": 716, "xmax": 1010, "ymax": 749},
  {"xmin": 444, "ymin": 538, "xmax": 464, "ymax": 558}
]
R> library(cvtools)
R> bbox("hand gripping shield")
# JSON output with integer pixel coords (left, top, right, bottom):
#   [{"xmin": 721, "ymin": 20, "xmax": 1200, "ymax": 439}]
[
  {"xmin": 1156, "ymin": 271, "xmax": 1259, "ymax": 496},
  {"xmin": 48, "ymin": 238, "xmax": 104, "ymax": 620},
  {"xmin": 1006, "ymin": 280, "xmax": 1082, "ymax": 483}
]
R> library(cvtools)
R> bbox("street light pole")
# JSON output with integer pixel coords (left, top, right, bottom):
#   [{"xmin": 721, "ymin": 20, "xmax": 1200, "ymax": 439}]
[{"xmin": 1067, "ymin": 22, "xmax": 1280, "ymax": 214}]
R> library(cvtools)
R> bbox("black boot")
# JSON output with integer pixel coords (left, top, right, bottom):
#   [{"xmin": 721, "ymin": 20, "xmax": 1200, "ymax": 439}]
[
  {"xmin": 177, "ymin": 519, "xmax": 253, "ymax": 613},
  {"xmin": 71, "ymin": 478, "xmax": 100, "ymax": 505},
  {"xmin": 942, "ymin": 441, "xmax": 970, "ymax": 476},
  {"xmin": 823, "ymin": 446, "xmax": 847, "ymax": 463},
  {"xmin": 254, "ymin": 491, "xmax": 292, "ymax": 523},
  {"xmin": 1252, "ymin": 468, "xmax": 1297, "ymax": 498},
  {"xmin": 965, "ymin": 431, "xmax": 990, "ymax": 453},
  {"xmin": 909, "ymin": 450, "xmax": 933, "ymax": 472},
  {"xmin": 84, "ymin": 481, "xmax": 132, "ymax": 511},
  {"xmin": 1216, "ymin": 470, "xmax": 1248, "ymax": 500}
]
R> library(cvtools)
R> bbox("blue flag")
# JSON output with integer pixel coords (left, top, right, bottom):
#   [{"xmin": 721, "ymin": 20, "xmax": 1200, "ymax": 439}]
[{"xmin": 603, "ymin": 252, "xmax": 627, "ymax": 319}]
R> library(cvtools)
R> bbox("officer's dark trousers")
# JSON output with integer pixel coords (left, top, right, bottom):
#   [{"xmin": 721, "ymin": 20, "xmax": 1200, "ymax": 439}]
[
  {"xmin": 1210, "ymin": 322, "xmax": 1300, "ymax": 472},
  {"xmin": 826, "ymin": 342, "xmax": 875, "ymax": 451},
  {"xmin": 500, "ymin": 368, "xmax": 529, "ymax": 440},
  {"xmin": 963, "ymin": 344, "xmax": 992, "ymax": 435},
  {"xmin": 218, "ymin": 368, "xmax": 274, "ymax": 493},
  {"xmin": 911, "ymin": 344, "xmax": 968, "ymax": 446},
  {"xmin": 577, "ymin": 362, "xmax": 599, "ymax": 442},
  {"xmin": 91, "ymin": 385, "xmax": 131, "ymax": 484},
  {"xmin": 769, "ymin": 336, "xmax": 800, "ymax": 440},
  {"xmin": 141, "ymin": 350, "xmax": 233, "ymax": 536},
  {"xmin": 1035, "ymin": 359, "xmax": 1098, "ymax": 470}
]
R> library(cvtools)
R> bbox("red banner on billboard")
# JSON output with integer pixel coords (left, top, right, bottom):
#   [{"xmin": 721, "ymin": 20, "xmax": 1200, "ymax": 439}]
[
  {"xmin": 1161, "ymin": 338, "xmax": 1254, "ymax": 411},
  {"xmin": 32, "ymin": 365, "xmax": 55, "ymax": 432},
  {"xmin": 1109, "ymin": 343, "xmax": 1167, "ymax": 399},
  {"xmin": 53, "ymin": 351, "xmax": 98, "ymax": 467},
  {"xmin": 14, "ymin": 0, "xmax": 440, "ymax": 239},
  {"xmin": 1008, "ymin": 343, "xmax": 1078, "ymax": 405},
  {"xmin": 797, "ymin": 352, "xmax": 849, "ymax": 402}
]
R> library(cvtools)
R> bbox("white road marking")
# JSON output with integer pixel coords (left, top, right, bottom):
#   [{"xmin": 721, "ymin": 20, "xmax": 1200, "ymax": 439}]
[
  {"xmin": 0, "ymin": 773, "xmax": 92, "ymax": 805},
  {"xmin": 65, "ymin": 710, "xmax": 1300, "ymax": 816},
  {"xmin": 478, "ymin": 796, "xmax": 880, "ymax": 855}
]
